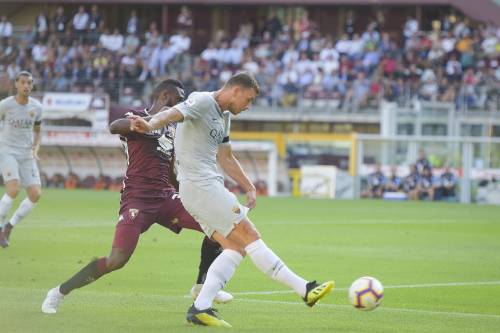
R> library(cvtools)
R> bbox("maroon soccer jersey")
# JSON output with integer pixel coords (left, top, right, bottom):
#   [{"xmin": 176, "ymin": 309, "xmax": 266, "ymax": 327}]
[{"xmin": 119, "ymin": 109, "xmax": 176, "ymax": 197}]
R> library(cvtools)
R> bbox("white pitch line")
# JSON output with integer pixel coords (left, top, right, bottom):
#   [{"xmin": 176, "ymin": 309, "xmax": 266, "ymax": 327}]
[
  {"xmin": 233, "ymin": 298, "xmax": 500, "ymax": 320},
  {"xmin": 230, "ymin": 280, "xmax": 500, "ymax": 296},
  {"xmin": 2, "ymin": 286, "xmax": 499, "ymax": 320}
]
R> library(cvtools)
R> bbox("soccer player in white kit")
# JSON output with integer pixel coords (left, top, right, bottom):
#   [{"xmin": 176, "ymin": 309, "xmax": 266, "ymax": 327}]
[
  {"xmin": 130, "ymin": 72, "xmax": 334, "ymax": 327},
  {"xmin": 0, "ymin": 71, "xmax": 43, "ymax": 248}
]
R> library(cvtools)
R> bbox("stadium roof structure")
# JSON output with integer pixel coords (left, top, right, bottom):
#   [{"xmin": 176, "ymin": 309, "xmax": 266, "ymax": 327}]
[{"xmin": 20, "ymin": 0, "xmax": 500, "ymax": 25}]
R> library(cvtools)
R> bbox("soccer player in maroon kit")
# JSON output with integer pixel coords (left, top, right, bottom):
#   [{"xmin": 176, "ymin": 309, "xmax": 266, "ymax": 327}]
[{"xmin": 41, "ymin": 79, "xmax": 232, "ymax": 314}]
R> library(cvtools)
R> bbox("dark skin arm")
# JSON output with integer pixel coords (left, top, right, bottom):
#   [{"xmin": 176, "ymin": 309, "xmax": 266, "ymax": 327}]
[{"xmin": 109, "ymin": 115, "xmax": 152, "ymax": 135}]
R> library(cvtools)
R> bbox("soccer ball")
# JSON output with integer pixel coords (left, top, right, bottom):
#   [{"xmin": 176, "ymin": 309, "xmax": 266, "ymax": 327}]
[{"xmin": 348, "ymin": 276, "xmax": 384, "ymax": 311}]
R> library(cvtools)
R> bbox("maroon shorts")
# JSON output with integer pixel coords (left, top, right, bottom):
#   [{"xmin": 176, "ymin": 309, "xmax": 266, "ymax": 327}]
[{"xmin": 112, "ymin": 190, "xmax": 202, "ymax": 252}]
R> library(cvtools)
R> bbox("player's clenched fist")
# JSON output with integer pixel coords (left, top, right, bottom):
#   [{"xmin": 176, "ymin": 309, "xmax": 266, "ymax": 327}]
[{"xmin": 129, "ymin": 115, "xmax": 153, "ymax": 133}]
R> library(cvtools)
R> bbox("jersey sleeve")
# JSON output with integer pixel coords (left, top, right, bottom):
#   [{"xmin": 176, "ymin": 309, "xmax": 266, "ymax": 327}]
[
  {"xmin": 35, "ymin": 101, "xmax": 43, "ymax": 124},
  {"xmin": 221, "ymin": 112, "xmax": 231, "ymax": 144},
  {"xmin": 174, "ymin": 92, "xmax": 207, "ymax": 121},
  {"xmin": 0, "ymin": 98, "xmax": 7, "ymax": 120},
  {"xmin": 120, "ymin": 109, "xmax": 147, "ymax": 140}
]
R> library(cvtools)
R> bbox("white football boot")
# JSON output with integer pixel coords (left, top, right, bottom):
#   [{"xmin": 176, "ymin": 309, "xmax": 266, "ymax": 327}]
[
  {"xmin": 42, "ymin": 286, "xmax": 64, "ymax": 314},
  {"xmin": 190, "ymin": 284, "xmax": 234, "ymax": 304}
]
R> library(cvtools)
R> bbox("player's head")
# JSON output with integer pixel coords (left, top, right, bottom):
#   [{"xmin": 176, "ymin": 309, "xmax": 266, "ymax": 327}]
[
  {"xmin": 222, "ymin": 72, "xmax": 260, "ymax": 115},
  {"xmin": 151, "ymin": 79, "xmax": 185, "ymax": 109},
  {"xmin": 15, "ymin": 71, "xmax": 34, "ymax": 97}
]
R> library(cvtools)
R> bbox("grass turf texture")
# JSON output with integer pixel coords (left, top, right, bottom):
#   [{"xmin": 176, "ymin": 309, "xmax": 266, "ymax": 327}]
[{"xmin": 1, "ymin": 188, "xmax": 499, "ymax": 332}]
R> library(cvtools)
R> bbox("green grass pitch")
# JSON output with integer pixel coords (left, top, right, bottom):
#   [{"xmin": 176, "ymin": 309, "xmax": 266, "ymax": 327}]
[{"xmin": 1, "ymin": 188, "xmax": 499, "ymax": 332}]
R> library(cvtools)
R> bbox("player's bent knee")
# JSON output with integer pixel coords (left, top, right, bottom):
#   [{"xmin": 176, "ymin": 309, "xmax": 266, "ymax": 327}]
[
  {"xmin": 107, "ymin": 249, "xmax": 132, "ymax": 271},
  {"xmin": 227, "ymin": 219, "xmax": 261, "ymax": 248},
  {"xmin": 5, "ymin": 181, "xmax": 21, "ymax": 198},
  {"xmin": 27, "ymin": 189, "xmax": 42, "ymax": 203},
  {"xmin": 212, "ymin": 232, "xmax": 246, "ymax": 256},
  {"xmin": 106, "ymin": 256, "xmax": 129, "ymax": 271}
]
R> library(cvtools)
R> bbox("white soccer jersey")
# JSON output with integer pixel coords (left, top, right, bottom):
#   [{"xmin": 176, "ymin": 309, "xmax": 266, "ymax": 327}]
[
  {"xmin": 174, "ymin": 91, "xmax": 231, "ymax": 184},
  {"xmin": 0, "ymin": 96, "xmax": 43, "ymax": 157}
]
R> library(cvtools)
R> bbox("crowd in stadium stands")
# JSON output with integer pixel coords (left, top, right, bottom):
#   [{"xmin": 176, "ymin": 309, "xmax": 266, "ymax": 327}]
[
  {"xmin": 15, "ymin": 171, "xmax": 269, "ymax": 195},
  {"xmin": 0, "ymin": 6, "xmax": 499, "ymax": 110},
  {"xmin": 361, "ymin": 149, "xmax": 458, "ymax": 201},
  {"xmin": 36, "ymin": 172, "xmax": 124, "ymax": 191}
]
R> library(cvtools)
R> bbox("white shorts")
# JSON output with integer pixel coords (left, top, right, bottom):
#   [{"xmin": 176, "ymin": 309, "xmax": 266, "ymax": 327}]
[
  {"xmin": 179, "ymin": 179, "xmax": 248, "ymax": 237},
  {"xmin": 0, "ymin": 153, "xmax": 41, "ymax": 187}
]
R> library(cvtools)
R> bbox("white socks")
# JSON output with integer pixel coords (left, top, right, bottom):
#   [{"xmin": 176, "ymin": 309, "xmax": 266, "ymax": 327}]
[
  {"xmin": 0, "ymin": 194, "xmax": 14, "ymax": 224},
  {"xmin": 10, "ymin": 198, "xmax": 36, "ymax": 226},
  {"xmin": 194, "ymin": 249, "xmax": 243, "ymax": 310},
  {"xmin": 245, "ymin": 239, "xmax": 307, "ymax": 297}
]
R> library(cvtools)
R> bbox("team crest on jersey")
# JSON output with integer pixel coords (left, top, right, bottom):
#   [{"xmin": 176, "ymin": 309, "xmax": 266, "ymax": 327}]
[
  {"xmin": 232, "ymin": 206, "xmax": 241, "ymax": 214},
  {"xmin": 171, "ymin": 217, "xmax": 179, "ymax": 225},
  {"xmin": 129, "ymin": 208, "xmax": 139, "ymax": 220},
  {"xmin": 184, "ymin": 98, "xmax": 196, "ymax": 107},
  {"xmin": 29, "ymin": 111, "xmax": 36, "ymax": 118}
]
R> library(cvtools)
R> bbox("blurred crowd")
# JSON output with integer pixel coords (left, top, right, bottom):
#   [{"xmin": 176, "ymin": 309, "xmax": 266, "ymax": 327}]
[
  {"xmin": 362, "ymin": 149, "xmax": 458, "ymax": 201},
  {"xmin": 0, "ymin": 6, "xmax": 499, "ymax": 111},
  {"xmin": 15, "ymin": 172, "xmax": 270, "ymax": 195},
  {"xmin": 39, "ymin": 172, "xmax": 124, "ymax": 191}
]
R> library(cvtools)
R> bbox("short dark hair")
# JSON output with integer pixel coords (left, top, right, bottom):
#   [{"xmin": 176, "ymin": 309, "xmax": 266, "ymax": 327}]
[
  {"xmin": 15, "ymin": 71, "xmax": 33, "ymax": 82},
  {"xmin": 152, "ymin": 79, "xmax": 185, "ymax": 100},
  {"xmin": 224, "ymin": 72, "xmax": 260, "ymax": 95}
]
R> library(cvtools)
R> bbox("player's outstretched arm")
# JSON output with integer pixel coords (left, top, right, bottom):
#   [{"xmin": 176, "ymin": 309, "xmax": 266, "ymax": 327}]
[
  {"xmin": 130, "ymin": 108, "xmax": 184, "ymax": 133},
  {"xmin": 33, "ymin": 123, "xmax": 41, "ymax": 161},
  {"xmin": 109, "ymin": 115, "xmax": 152, "ymax": 135},
  {"xmin": 217, "ymin": 144, "xmax": 257, "ymax": 209}
]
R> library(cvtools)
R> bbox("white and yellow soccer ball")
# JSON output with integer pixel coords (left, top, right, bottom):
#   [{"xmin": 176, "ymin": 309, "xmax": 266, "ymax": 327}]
[{"xmin": 348, "ymin": 276, "xmax": 384, "ymax": 311}]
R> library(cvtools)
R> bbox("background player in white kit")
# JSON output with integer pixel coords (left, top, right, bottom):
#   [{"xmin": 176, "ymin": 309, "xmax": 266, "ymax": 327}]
[
  {"xmin": 131, "ymin": 72, "xmax": 334, "ymax": 327},
  {"xmin": 0, "ymin": 71, "xmax": 43, "ymax": 248}
]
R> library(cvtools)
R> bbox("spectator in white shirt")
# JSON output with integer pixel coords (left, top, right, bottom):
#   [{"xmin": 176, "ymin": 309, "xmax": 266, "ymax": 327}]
[
  {"xmin": 35, "ymin": 12, "xmax": 48, "ymax": 35},
  {"xmin": 350, "ymin": 33, "xmax": 365, "ymax": 58},
  {"xmin": 321, "ymin": 54, "xmax": 340, "ymax": 74},
  {"xmin": 227, "ymin": 41, "xmax": 243, "ymax": 65},
  {"xmin": 295, "ymin": 52, "xmax": 311, "ymax": 74},
  {"xmin": 335, "ymin": 34, "xmax": 352, "ymax": 55},
  {"xmin": 441, "ymin": 31, "xmax": 456, "ymax": 53},
  {"xmin": 127, "ymin": 10, "xmax": 139, "ymax": 35},
  {"xmin": 281, "ymin": 44, "xmax": 299, "ymax": 66},
  {"xmin": 177, "ymin": 6, "xmax": 193, "ymax": 30},
  {"xmin": 72, "ymin": 6, "xmax": 89, "ymax": 39},
  {"xmin": 32, "ymin": 41, "xmax": 48, "ymax": 63},
  {"xmin": 242, "ymin": 55, "xmax": 259, "ymax": 75},
  {"xmin": 100, "ymin": 28, "xmax": 123, "ymax": 53},
  {"xmin": 169, "ymin": 30, "xmax": 191, "ymax": 54},
  {"xmin": 159, "ymin": 40, "xmax": 176, "ymax": 75},
  {"xmin": 215, "ymin": 41, "xmax": 232, "ymax": 64},
  {"xmin": 201, "ymin": 42, "xmax": 218, "ymax": 63},
  {"xmin": 481, "ymin": 32, "xmax": 497, "ymax": 56},
  {"xmin": 403, "ymin": 16, "xmax": 419, "ymax": 40},
  {"xmin": 319, "ymin": 40, "xmax": 339, "ymax": 62},
  {"xmin": 0, "ymin": 15, "xmax": 13, "ymax": 45}
]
